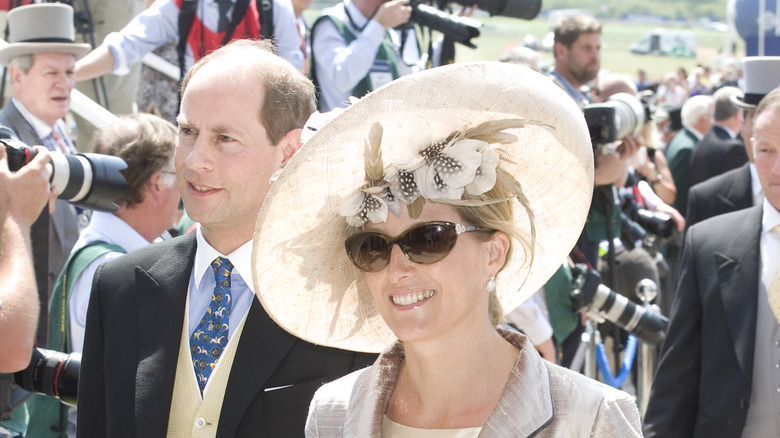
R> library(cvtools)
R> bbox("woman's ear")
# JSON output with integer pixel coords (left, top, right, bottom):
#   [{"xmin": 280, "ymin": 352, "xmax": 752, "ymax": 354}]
[{"xmin": 487, "ymin": 232, "xmax": 510, "ymax": 273}]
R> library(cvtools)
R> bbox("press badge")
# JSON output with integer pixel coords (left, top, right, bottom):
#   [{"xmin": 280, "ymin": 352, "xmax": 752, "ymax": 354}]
[{"xmin": 369, "ymin": 60, "xmax": 393, "ymax": 91}]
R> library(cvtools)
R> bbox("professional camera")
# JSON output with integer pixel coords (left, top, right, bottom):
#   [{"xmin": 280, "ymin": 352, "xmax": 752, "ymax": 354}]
[
  {"xmin": 407, "ymin": 0, "xmax": 541, "ymax": 48},
  {"xmin": 570, "ymin": 264, "xmax": 668, "ymax": 345},
  {"xmin": 584, "ymin": 92, "xmax": 646, "ymax": 145},
  {"xmin": 408, "ymin": 1, "xmax": 482, "ymax": 48},
  {"xmin": 1, "ymin": 127, "xmax": 127, "ymax": 212},
  {"xmin": 13, "ymin": 348, "xmax": 80, "ymax": 407},
  {"xmin": 449, "ymin": 0, "xmax": 541, "ymax": 19}
]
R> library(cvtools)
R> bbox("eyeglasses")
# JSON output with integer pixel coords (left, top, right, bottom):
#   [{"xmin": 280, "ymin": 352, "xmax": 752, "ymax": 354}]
[{"xmin": 345, "ymin": 221, "xmax": 493, "ymax": 273}]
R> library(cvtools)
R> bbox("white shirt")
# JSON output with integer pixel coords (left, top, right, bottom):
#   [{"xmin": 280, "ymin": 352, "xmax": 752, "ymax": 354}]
[
  {"xmin": 187, "ymin": 226, "xmax": 255, "ymax": 341},
  {"xmin": 10, "ymin": 98, "xmax": 75, "ymax": 153},
  {"xmin": 68, "ymin": 211, "xmax": 151, "ymax": 354},
  {"xmin": 65, "ymin": 211, "xmax": 152, "ymax": 438},
  {"xmin": 505, "ymin": 289, "xmax": 553, "ymax": 345},
  {"xmin": 103, "ymin": 0, "xmax": 304, "ymax": 74},
  {"xmin": 311, "ymin": 0, "xmax": 425, "ymax": 111}
]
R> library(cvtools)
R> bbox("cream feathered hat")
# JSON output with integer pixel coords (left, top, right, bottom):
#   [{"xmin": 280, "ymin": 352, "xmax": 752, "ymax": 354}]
[{"xmin": 252, "ymin": 62, "xmax": 594, "ymax": 353}]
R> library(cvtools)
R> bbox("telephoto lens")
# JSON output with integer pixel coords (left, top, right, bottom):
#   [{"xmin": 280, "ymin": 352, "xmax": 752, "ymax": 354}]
[
  {"xmin": 1, "ymin": 126, "xmax": 128, "ymax": 212},
  {"xmin": 14, "ymin": 348, "xmax": 81, "ymax": 407}
]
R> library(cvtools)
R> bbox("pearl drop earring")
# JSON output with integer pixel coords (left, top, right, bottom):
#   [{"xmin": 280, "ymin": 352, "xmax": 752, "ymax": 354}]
[{"xmin": 486, "ymin": 275, "xmax": 496, "ymax": 293}]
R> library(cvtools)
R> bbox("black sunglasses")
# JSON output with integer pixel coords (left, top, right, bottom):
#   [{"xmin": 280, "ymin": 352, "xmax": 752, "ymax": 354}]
[{"xmin": 345, "ymin": 221, "xmax": 493, "ymax": 273}]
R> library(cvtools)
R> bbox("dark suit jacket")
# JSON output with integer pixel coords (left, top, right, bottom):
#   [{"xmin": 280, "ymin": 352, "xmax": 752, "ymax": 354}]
[
  {"xmin": 665, "ymin": 127, "xmax": 699, "ymax": 217},
  {"xmin": 643, "ymin": 206, "xmax": 760, "ymax": 438},
  {"xmin": 690, "ymin": 125, "xmax": 748, "ymax": 185},
  {"xmin": 685, "ymin": 162, "xmax": 753, "ymax": 231},
  {"xmin": 77, "ymin": 234, "xmax": 376, "ymax": 437}
]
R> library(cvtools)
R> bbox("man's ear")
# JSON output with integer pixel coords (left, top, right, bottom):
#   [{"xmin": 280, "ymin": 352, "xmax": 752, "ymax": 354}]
[
  {"xmin": 9, "ymin": 64, "xmax": 23, "ymax": 88},
  {"xmin": 278, "ymin": 128, "xmax": 303, "ymax": 165}
]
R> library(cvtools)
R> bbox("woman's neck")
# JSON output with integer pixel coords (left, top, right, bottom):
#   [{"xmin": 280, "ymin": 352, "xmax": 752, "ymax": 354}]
[{"xmin": 387, "ymin": 325, "xmax": 519, "ymax": 429}]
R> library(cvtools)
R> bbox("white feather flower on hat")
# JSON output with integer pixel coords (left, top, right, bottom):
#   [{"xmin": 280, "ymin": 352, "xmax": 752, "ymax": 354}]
[
  {"xmin": 466, "ymin": 147, "xmax": 500, "ymax": 195},
  {"xmin": 415, "ymin": 137, "xmax": 485, "ymax": 200},
  {"xmin": 338, "ymin": 187, "xmax": 399, "ymax": 228}
]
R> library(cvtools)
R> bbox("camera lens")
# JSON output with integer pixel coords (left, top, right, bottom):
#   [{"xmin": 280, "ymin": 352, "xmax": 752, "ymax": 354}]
[{"xmin": 14, "ymin": 348, "xmax": 81, "ymax": 407}]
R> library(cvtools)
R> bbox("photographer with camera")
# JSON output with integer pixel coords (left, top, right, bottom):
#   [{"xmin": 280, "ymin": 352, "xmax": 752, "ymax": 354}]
[
  {"xmin": 545, "ymin": 15, "xmax": 658, "ymax": 371},
  {"xmin": 310, "ymin": 0, "xmax": 423, "ymax": 111},
  {"xmin": 23, "ymin": 113, "xmax": 180, "ymax": 438},
  {"xmin": 0, "ymin": 4, "xmax": 91, "ymax": 327},
  {"xmin": 0, "ymin": 145, "xmax": 52, "ymax": 375},
  {"xmin": 0, "ymin": 143, "xmax": 53, "ymax": 438}
]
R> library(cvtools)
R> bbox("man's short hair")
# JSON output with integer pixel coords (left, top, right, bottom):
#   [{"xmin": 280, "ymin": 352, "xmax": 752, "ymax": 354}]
[
  {"xmin": 9, "ymin": 54, "xmax": 34, "ymax": 74},
  {"xmin": 712, "ymin": 86, "xmax": 741, "ymax": 122},
  {"xmin": 89, "ymin": 113, "xmax": 176, "ymax": 208},
  {"xmin": 681, "ymin": 95, "xmax": 713, "ymax": 127},
  {"xmin": 180, "ymin": 39, "xmax": 315, "ymax": 146},
  {"xmin": 754, "ymin": 85, "xmax": 780, "ymax": 123},
  {"xmin": 553, "ymin": 15, "xmax": 602, "ymax": 48}
]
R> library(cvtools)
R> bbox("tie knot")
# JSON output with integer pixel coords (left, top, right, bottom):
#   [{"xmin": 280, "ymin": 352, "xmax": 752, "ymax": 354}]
[
  {"xmin": 773, "ymin": 225, "xmax": 780, "ymax": 237},
  {"xmin": 211, "ymin": 257, "xmax": 233, "ymax": 284}
]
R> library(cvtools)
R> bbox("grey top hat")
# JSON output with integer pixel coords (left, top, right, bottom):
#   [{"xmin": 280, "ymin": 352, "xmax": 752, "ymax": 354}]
[
  {"xmin": 732, "ymin": 56, "xmax": 780, "ymax": 109},
  {"xmin": 0, "ymin": 3, "xmax": 91, "ymax": 66}
]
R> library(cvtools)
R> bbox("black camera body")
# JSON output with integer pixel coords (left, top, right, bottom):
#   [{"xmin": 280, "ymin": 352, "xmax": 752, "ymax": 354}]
[
  {"xmin": 1, "ymin": 127, "xmax": 128, "ymax": 212},
  {"xmin": 584, "ymin": 92, "xmax": 646, "ymax": 146},
  {"xmin": 406, "ymin": 0, "xmax": 541, "ymax": 48},
  {"xmin": 570, "ymin": 264, "xmax": 668, "ymax": 345}
]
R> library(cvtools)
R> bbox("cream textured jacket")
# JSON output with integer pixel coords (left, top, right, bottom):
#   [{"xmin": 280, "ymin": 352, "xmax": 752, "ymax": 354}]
[{"xmin": 305, "ymin": 329, "xmax": 642, "ymax": 437}]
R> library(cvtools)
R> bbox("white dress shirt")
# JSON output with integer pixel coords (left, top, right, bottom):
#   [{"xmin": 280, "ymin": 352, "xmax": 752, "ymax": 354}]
[
  {"xmin": 103, "ymin": 0, "xmax": 304, "ymax": 73},
  {"xmin": 11, "ymin": 98, "xmax": 75, "ymax": 153},
  {"xmin": 69, "ymin": 212, "xmax": 151, "ymax": 353},
  {"xmin": 66, "ymin": 211, "xmax": 152, "ymax": 438},
  {"xmin": 312, "ymin": 0, "xmax": 425, "ymax": 111}
]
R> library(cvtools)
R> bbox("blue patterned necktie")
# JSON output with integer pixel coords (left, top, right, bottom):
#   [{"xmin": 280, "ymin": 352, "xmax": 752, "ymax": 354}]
[{"xmin": 190, "ymin": 257, "xmax": 233, "ymax": 392}]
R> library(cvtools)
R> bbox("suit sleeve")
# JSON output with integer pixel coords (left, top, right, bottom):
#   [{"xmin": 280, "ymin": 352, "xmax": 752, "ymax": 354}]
[
  {"xmin": 76, "ymin": 263, "xmax": 109, "ymax": 436},
  {"xmin": 642, "ymin": 227, "xmax": 702, "ymax": 437},
  {"xmin": 684, "ymin": 186, "xmax": 702, "ymax": 232}
]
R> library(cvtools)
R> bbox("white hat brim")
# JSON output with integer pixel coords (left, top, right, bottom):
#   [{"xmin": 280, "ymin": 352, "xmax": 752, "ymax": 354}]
[
  {"xmin": 252, "ymin": 62, "xmax": 594, "ymax": 353},
  {"xmin": 0, "ymin": 43, "xmax": 91, "ymax": 66}
]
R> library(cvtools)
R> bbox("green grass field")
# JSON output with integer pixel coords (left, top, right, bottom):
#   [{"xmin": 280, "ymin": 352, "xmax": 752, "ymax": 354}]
[{"xmin": 304, "ymin": 8, "xmax": 744, "ymax": 84}]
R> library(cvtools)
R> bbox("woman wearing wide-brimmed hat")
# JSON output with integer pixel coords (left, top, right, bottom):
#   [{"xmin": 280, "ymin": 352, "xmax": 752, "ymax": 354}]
[{"xmin": 252, "ymin": 62, "xmax": 642, "ymax": 437}]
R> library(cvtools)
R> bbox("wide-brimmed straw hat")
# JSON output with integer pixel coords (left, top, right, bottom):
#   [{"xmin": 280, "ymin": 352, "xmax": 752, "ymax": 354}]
[
  {"xmin": 731, "ymin": 56, "xmax": 780, "ymax": 109},
  {"xmin": 252, "ymin": 62, "xmax": 594, "ymax": 353},
  {"xmin": 0, "ymin": 3, "xmax": 91, "ymax": 66}
]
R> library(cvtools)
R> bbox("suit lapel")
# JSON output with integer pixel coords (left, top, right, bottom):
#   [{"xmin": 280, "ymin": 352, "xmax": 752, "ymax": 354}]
[
  {"xmin": 716, "ymin": 206, "xmax": 761, "ymax": 377},
  {"xmin": 217, "ymin": 298, "xmax": 297, "ymax": 437},
  {"xmin": 134, "ymin": 235, "xmax": 197, "ymax": 437},
  {"xmin": 718, "ymin": 164, "xmax": 753, "ymax": 211}
]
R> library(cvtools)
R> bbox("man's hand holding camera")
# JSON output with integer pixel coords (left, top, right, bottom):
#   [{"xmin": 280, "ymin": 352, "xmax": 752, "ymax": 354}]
[
  {"xmin": 594, "ymin": 134, "xmax": 641, "ymax": 186},
  {"xmin": 0, "ymin": 145, "xmax": 54, "ymax": 227},
  {"xmin": 374, "ymin": 0, "xmax": 413, "ymax": 29}
]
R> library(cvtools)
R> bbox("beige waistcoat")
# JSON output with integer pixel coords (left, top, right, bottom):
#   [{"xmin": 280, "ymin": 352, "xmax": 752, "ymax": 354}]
[{"xmin": 166, "ymin": 309, "xmax": 248, "ymax": 437}]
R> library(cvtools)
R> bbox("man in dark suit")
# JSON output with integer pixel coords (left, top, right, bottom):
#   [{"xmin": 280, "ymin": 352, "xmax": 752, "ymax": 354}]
[
  {"xmin": 643, "ymin": 84, "xmax": 780, "ymax": 438},
  {"xmin": 685, "ymin": 56, "xmax": 780, "ymax": 231},
  {"xmin": 690, "ymin": 86, "xmax": 747, "ymax": 185},
  {"xmin": 77, "ymin": 40, "xmax": 374, "ymax": 437},
  {"xmin": 664, "ymin": 94, "xmax": 713, "ymax": 217}
]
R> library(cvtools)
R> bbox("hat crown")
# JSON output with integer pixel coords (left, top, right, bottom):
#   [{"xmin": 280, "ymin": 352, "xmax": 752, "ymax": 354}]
[
  {"xmin": 740, "ymin": 56, "xmax": 780, "ymax": 105},
  {"xmin": 7, "ymin": 3, "xmax": 77, "ymax": 44}
]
